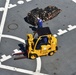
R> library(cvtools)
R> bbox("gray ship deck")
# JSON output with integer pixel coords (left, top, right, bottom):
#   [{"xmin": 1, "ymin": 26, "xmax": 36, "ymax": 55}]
[{"xmin": 0, "ymin": 0, "xmax": 76, "ymax": 75}]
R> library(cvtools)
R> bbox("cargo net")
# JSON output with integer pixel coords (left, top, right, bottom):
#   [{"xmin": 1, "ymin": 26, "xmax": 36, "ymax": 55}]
[{"xmin": 24, "ymin": 5, "xmax": 61, "ymax": 26}]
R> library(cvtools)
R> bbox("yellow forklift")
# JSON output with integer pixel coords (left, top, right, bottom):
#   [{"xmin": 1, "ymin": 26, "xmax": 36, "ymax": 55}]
[{"xmin": 12, "ymin": 27, "xmax": 58, "ymax": 60}]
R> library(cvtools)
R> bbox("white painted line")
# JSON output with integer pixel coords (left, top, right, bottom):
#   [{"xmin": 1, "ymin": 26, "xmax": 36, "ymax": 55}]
[
  {"xmin": 33, "ymin": 72, "xmax": 48, "ymax": 75},
  {"xmin": 0, "ymin": 7, "xmax": 4, "ymax": 11},
  {"xmin": 0, "ymin": 55, "xmax": 12, "ymax": 62},
  {"xmin": 72, "ymin": 0, "xmax": 76, "ymax": 3},
  {"xmin": 53, "ymin": 34, "xmax": 57, "ymax": 37},
  {"xmin": 67, "ymin": 25, "xmax": 76, "ymax": 31},
  {"xmin": 8, "ymin": 4, "xmax": 17, "ymax": 9},
  {"xmin": 1, "ymin": 55, "xmax": 7, "ymax": 58},
  {"xmin": 13, "ymin": 49, "xmax": 22, "ymax": 53},
  {"xmin": 36, "ymin": 57, "xmax": 41, "ymax": 72},
  {"xmin": 0, "ymin": 0, "xmax": 10, "ymax": 42},
  {"xmin": 57, "ymin": 29, "xmax": 68, "ymax": 35},
  {"xmin": 26, "ymin": 0, "xmax": 32, "ymax": 2},
  {"xmin": 1, "ymin": 34, "xmax": 25, "ymax": 44},
  {"xmin": 0, "ymin": 64, "xmax": 34, "ymax": 75},
  {"xmin": 0, "ymin": 0, "xmax": 32, "ymax": 12},
  {"xmin": 0, "ymin": 63, "xmax": 48, "ymax": 75},
  {"xmin": 17, "ymin": 0, "xmax": 24, "ymax": 4},
  {"xmin": 0, "ymin": 0, "xmax": 31, "ymax": 12}
]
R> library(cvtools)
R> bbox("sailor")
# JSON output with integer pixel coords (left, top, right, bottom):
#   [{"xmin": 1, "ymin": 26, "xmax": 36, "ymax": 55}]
[
  {"xmin": 37, "ymin": 17, "xmax": 48, "ymax": 44},
  {"xmin": 37, "ymin": 17, "xmax": 43, "ymax": 28},
  {"xmin": 33, "ymin": 17, "xmax": 43, "ymax": 37}
]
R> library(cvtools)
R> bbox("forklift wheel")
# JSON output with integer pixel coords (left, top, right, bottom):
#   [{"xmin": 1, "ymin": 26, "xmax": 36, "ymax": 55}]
[
  {"xmin": 56, "ymin": 46, "xmax": 58, "ymax": 50},
  {"xmin": 48, "ymin": 51, "xmax": 54, "ymax": 56},
  {"xmin": 30, "ymin": 54, "xmax": 38, "ymax": 59}
]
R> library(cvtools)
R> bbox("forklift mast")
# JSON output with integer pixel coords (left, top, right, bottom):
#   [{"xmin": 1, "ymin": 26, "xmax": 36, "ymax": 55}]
[{"xmin": 27, "ymin": 34, "xmax": 34, "ymax": 52}]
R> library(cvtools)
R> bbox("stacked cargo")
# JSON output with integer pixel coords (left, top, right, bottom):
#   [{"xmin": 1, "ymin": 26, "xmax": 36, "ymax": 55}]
[{"xmin": 24, "ymin": 5, "xmax": 61, "ymax": 26}]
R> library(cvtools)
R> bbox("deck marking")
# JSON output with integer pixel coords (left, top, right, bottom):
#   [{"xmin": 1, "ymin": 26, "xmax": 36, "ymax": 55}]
[
  {"xmin": 8, "ymin": 4, "xmax": 17, "ymax": 9},
  {"xmin": 0, "ymin": 55, "xmax": 12, "ymax": 62},
  {"xmin": 72, "ymin": 0, "xmax": 76, "ymax": 3},
  {"xmin": 53, "ymin": 25, "xmax": 76, "ymax": 37},
  {"xmin": 0, "ymin": 0, "xmax": 32, "ymax": 12},
  {"xmin": 0, "ymin": 0, "xmax": 10, "ymax": 42},
  {"xmin": 33, "ymin": 72, "xmax": 48, "ymax": 75},
  {"xmin": 53, "ymin": 34, "xmax": 57, "ymax": 37},
  {"xmin": 13, "ymin": 49, "xmax": 22, "ymax": 53},
  {"xmin": 67, "ymin": 25, "xmax": 76, "ymax": 31},
  {"xmin": 0, "ymin": 64, "xmax": 34, "ymax": 75},
  {"xmin": 0, "ymin": 63, "xmax": 48, "ymax": 75},
  {"xmin": 36, "ymin": 57, "xmax": 41, "ymax": 72},
  {"xmin": 0, "ymin": 7, "xmax": 4, "ymax": 11},
  {"xmin": 57, "ymin": 29, "xmax": 68, "ymax": 35},
  {"xmin": 1, "ymin": 34, "xmax": 25, "ymax": 44},
  {"xmin": 26, "ymin": 0, "xmax": 32, "ymax": 2},
  {"xmin": 17, "ymin": 0, "xmax": 24, "ymax": 4}
]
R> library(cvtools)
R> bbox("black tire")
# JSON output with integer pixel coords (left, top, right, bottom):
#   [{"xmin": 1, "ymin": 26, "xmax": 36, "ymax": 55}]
[
  {"xmin": 29, "ymin": 54, "xmax": 38, "ymax": 59},
  {"xmin": 48, "ymin": 51, "xmax": 54, "ymax": 56},
  {"xmin": 56, "ymin": 46, "xmax": 58, "ymax": 50}
]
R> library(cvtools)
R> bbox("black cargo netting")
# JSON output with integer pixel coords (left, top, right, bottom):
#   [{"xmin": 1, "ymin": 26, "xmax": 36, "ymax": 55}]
[{"xmin": 24, "ymin": 5, "xmax": 61, "ymax": 26}]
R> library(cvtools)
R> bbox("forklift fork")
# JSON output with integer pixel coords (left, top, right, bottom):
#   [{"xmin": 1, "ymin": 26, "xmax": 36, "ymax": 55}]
[{"xmin": 12, "ymin": 52, "xmax": 25, "ymax": 56}]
